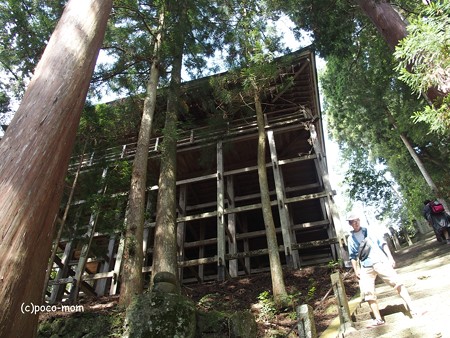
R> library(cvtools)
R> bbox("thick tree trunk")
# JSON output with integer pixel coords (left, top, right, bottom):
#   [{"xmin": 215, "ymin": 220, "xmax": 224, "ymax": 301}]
[
  {"xmin": 356, "ymin": 0, "xmax": 441, "ymax": 102},
  {"xmin": 355, "ymin": 0, "xmax": 408, "ymax": 51},
  {"xmin": 119, "ymin": 10, "xmax": 165, "ymax": 307},
  {"xmin": 0, "ymin": 1, "xmax": 112, "ymax": 336},
  {"xmin": 254, "ymin": 89, "xmax": 287, "ymax": 304},
  {"xmin": 151, "ymin": 15, "xmax": 185, "ymax": 287}
]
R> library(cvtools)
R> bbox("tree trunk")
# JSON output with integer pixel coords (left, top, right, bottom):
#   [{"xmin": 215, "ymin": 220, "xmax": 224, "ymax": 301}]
[
  {"xmin": 254, "ymin": 88, "xmax": 287, "ymax": 304},
  {"xmin": 355, "ymin": 0, "xmax": 441, "ymax": 102},
  {"xmin": 355, "ymin": 0, "xmax": 408, "ymax": 51},
  {"xmin": 0, "ymin": 1, "xmax": 112, "ymax": 336},
  {"xmin": 386, "ymin": 110, "xmax": 449, "ymax": 210},
  {"xmin": 151, "ymin": 6, "xmax": 185, "ymax": 288},
  {"xmin": 119, "ymin": 9, "xmax": 165, "ymax": 308}
]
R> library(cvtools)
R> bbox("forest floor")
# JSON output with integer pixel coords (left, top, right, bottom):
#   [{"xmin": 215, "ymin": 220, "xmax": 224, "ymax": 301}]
[
  {"xmin": 40, "ymin": 231, "xmax": 449, "ymax": 337},
  {"xmin": 40, "ymin": 264, "xmax": 360, "ymax": 337},
  {"xmin": 183, "ymin": 265, "xmax": 360, "ymax": 337}
]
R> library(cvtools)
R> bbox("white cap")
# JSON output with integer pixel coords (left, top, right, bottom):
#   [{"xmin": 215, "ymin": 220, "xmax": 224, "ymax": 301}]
[{"xmin": 346, "ymin": 213, "xmax": 360, "ymax": 221}]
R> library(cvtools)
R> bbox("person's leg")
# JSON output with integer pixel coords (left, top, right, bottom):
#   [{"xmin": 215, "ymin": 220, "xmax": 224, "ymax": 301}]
[
  {"xmin": 375, "ymin": 262, "xmax": 421, "ymax": 314},
  {"xmin": 367, "ymin": 299, "xmax": 383, "ymax": 321},
  {"xmin": 360, "ymin": 266, "xmax": 384, "ymax": 323},
  {"xmin": 442, "ymin": 228, "xmax": 450, "ymax": 244},
  {"xmin": 396, "ymin": 285, "xmax": 416, "ymax": 312}
]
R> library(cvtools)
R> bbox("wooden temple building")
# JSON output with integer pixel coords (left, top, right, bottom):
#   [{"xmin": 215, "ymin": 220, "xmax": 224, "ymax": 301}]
[{"xmin": 44, "ymin": 48, "xmax": 346, "ymax": 304}]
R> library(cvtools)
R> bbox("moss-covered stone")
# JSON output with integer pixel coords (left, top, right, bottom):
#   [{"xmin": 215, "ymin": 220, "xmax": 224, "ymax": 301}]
[
  {"xmin": 196, "ymin": 310, "xmax": 257, "ymax": 338},
  {"xmin": 37, "ymin": 310, "xmax": 125, "ymax": 338},
  {"xmin": 124, "ymin": 291, "xmax": 196, "ymax": 338},
  {"xmin": 37, "ymin": 293, "xmax": 256, "ymax": 338}
]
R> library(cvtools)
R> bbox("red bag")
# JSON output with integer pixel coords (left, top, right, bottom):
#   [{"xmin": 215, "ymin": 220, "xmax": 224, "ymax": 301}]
[{"xmin": 429, "ymin": 201, "xmax": 445, "ymax": 214}]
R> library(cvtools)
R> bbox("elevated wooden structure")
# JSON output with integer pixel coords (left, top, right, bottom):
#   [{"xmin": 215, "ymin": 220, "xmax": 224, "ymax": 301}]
[{"xmin": 44, "ymin": 48, "xmax": 345, "ymax": 303}]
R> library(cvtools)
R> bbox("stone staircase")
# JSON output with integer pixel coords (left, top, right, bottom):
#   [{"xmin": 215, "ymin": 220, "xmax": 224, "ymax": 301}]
[
  {"xmin": 340, "ymin": 281, "xmax": 437, "ymax": 338},
  {"xmin": 320, "ymin": 232, "xmax": 450, "ymax": 338}
]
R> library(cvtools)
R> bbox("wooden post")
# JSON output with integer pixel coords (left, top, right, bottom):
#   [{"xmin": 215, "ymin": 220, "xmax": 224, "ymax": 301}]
[
  {"xmin": 217, "ymin": 141, "xmax": 226, "ymax": 281},
  {"xmin": 297, "ymin": 304, "xmax": 317, "ymax": 338},
  {"xmin": 242, "ymin": 217, "xmax": 251, "ymax": 274},
  {"xmin": 199, "ymin": 226, "xmax": 205, "ymax": 281},
  {"xmin": 49, "ymin": 240, "xmax": 75, "ymax": 304},
  {"xmin": 43, "ymin": 150, "xmax": 84, "ymax": 303},
  {"xmin": 267, "ymin": 129, "xmax": 300, "ymax": 268},
  {"xmin": 331, "ymin": 272, "xmax": 354, "ymax": 333},
  {"xmin": 70, "ymin": 167, "xmax": 108, "ymax": 303},
  {"xmin": 226, "ymin": 176, "xmax": 238, "ymax": 277},
  {"xmin": 110, "ymin": 234, "xmax": 125, "ymax": 295},
  {"xmin": 309, "ymin": 124, "xmax": 342, "ymax": 261},
  {"xmin": 95, "ymin": 235, "xmax": 116, "ymax": 296},
  {"xmin": 177, "ymin": 184, "xmax": 187, "ymax": 281}
]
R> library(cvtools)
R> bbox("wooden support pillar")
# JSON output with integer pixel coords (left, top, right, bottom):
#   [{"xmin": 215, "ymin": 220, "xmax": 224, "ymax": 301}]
[
  {"xmin": 226, "ymin": 176, "xmax": 238, "ymax": 277},
  {"xmin": 70, "ymin": 167, "xmax": 108, "ymax": 303},
  {"xmin": 199, "ymin": 226, "xmax": 205, "ymax": 281},
  {"xmin": 267, "ymin": 129, "xmax": 300, "ymax": 269},
  {"xmin": 331, "ymin": 272, "xmax": 354, "ymax": 333},
  {"xmin": 309, "ymin": 124, "xmax": 342, "ymax": 261},
  {"xmin": 142, "ymin": 227, "xmax": 150, "ymax": 264},
  {"xmin": 177, "ymin": 184, "xmax": 187, "ymax": 281},
  {"xmin": 43, "ymin": 151, "xmax": 85, "ymax": 303},
  {"xmin": 217, "ymin": 141, "xmax": 226, "ymax": 281},
  {"xmin": 49, "ymin": 240, "xmax": 75, "ymax": 304},
  {"xmin": 297, "ymin": 304, "xmax": 317, "ymax": 338},
  {"xmin": 95, "ymin": 235, "xmax": 116, "ymax": 296},
  {"xmin": 110, "ymin": 233, "xmax": 125, "ymax": 295},
  {"xmin": 143, "ymin": 191, "xmax": 156, "ymax": 267},
  {"xmin": 242, "ymin": 217, "xmax": 251, "ymax": 274}
]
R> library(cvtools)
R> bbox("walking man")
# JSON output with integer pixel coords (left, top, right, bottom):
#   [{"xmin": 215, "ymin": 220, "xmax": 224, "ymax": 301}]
[{"xmin": 346, "ymin": 213, "xmax": 420, "ymax": 326}]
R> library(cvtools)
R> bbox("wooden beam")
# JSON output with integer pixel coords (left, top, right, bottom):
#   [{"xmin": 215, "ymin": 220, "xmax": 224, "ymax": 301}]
[
  {"xmin": 216, "ymin": 141, "xmax": 226, "ymax": 281},
  {"xmin": 226, "ymin": 176, "xmax": 238, "ymax": 277},
  {"xmin": 177, "ymin": 185, "xmax": 187, "ymax": 281},
  {"xmin": 267, "ymin": 129, "xmax": 299, "ymax": 268}
]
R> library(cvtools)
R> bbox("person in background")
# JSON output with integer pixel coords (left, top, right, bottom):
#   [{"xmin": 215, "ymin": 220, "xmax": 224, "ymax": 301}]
[
  {"xmin": 346, "ymin": 213, "xmax": 421, "ymax": 327},
  {"xmin": 422, "ymin": 199, "xmax": 450, "ymax": 244}
]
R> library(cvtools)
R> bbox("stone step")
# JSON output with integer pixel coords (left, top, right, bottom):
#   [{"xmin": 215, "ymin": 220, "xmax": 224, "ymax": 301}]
[
  {"xmin": 343, "ymin": 316, "xmax": 438, "ymax": 338},
  {"xmin": 353, "ymin": 296, "xmax": 409, "ymax": 320}
]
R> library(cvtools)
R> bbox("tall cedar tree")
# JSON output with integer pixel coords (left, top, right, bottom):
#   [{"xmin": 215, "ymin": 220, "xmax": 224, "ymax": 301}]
[
  {"xmin": 219, "ymin": 0, "xmax": 288, "ymax": 304},
  {"xmin": 151, "ymin": 0, "xmax": 186, "ymax": 287},
  {"xmin": 119, "ymin": 4, "xmax": 166, "ymax": 307},
  {"xmin": 0, "ymin": 0, "xmax": 112, "ymax": 336}
]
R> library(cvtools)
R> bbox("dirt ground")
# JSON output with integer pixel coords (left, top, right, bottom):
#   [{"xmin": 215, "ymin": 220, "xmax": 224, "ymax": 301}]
[
  {"xmin": 40, "ymin": 264, "xmax": 359, "ymax": 337},
  {"xmin": 183, "ymin": 265, "xmax": 360, "ymax": 337}
]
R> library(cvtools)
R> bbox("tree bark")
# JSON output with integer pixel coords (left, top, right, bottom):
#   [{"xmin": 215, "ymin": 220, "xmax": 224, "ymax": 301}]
[
  {"xmin": 355, "ymin": 0, "xmax": 408, "ymax": 51},
  {"xmin": 0, "ymin": 0, "xmax": 112, "ymax": 336},
  {"xmin": 151, "ymin": 5, "xmax": 185, "ymax": 288},
  {"xmin": 119, "ymin": 9, "xmax": 165, "ymax": 308},
  {"xmin": 355, "ymin": 0, "xmax": 441, "ymax": 102},
  {"xmin": 254, "ymin": 88, "xmax": 287, "ymax": 304}
]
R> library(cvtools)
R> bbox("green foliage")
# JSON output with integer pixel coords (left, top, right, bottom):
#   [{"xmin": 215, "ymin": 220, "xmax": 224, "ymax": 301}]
[
  {"xmin": 394, "ymin": 1, "xmax": 450, "ymax": 134},
  {"xmin": 320, "ymin": 9, "xmax": 450, "ymax": 224},
  {"xmin": 305, "ymin": 278, "xmax": 317, "ymax": 303},
  {"xmin": 257, "ymin": 290, "xmax": 277, "ymax": 320},
  {"xmin": 394, "ymin": 1, "xmax": 450, "ymax": 96},
  {"xmin": 411, "ymin": 95, "xmax": 450, "ymax": 134},
  {"xmin": 0, "ymin": 1, "xmax": 64, "ymax": 98},
  {"xmin": 327, "ymin": 259, "xmax": 343, "ymax": 272}
]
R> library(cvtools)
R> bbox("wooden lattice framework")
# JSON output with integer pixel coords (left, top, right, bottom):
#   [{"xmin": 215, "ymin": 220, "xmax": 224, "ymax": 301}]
[{"xmin": 44, "ymin": 48, "xmax": 346, "ymax": 304}]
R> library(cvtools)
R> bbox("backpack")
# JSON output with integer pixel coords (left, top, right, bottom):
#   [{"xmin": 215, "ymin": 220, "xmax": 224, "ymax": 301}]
[
  {"xmin": 358, "ymin": 238, "xmax": 371, "ymax": 261},
  {"xmin": 429, "ymin": 201, "xmax": 445, "ymax": 214}
]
